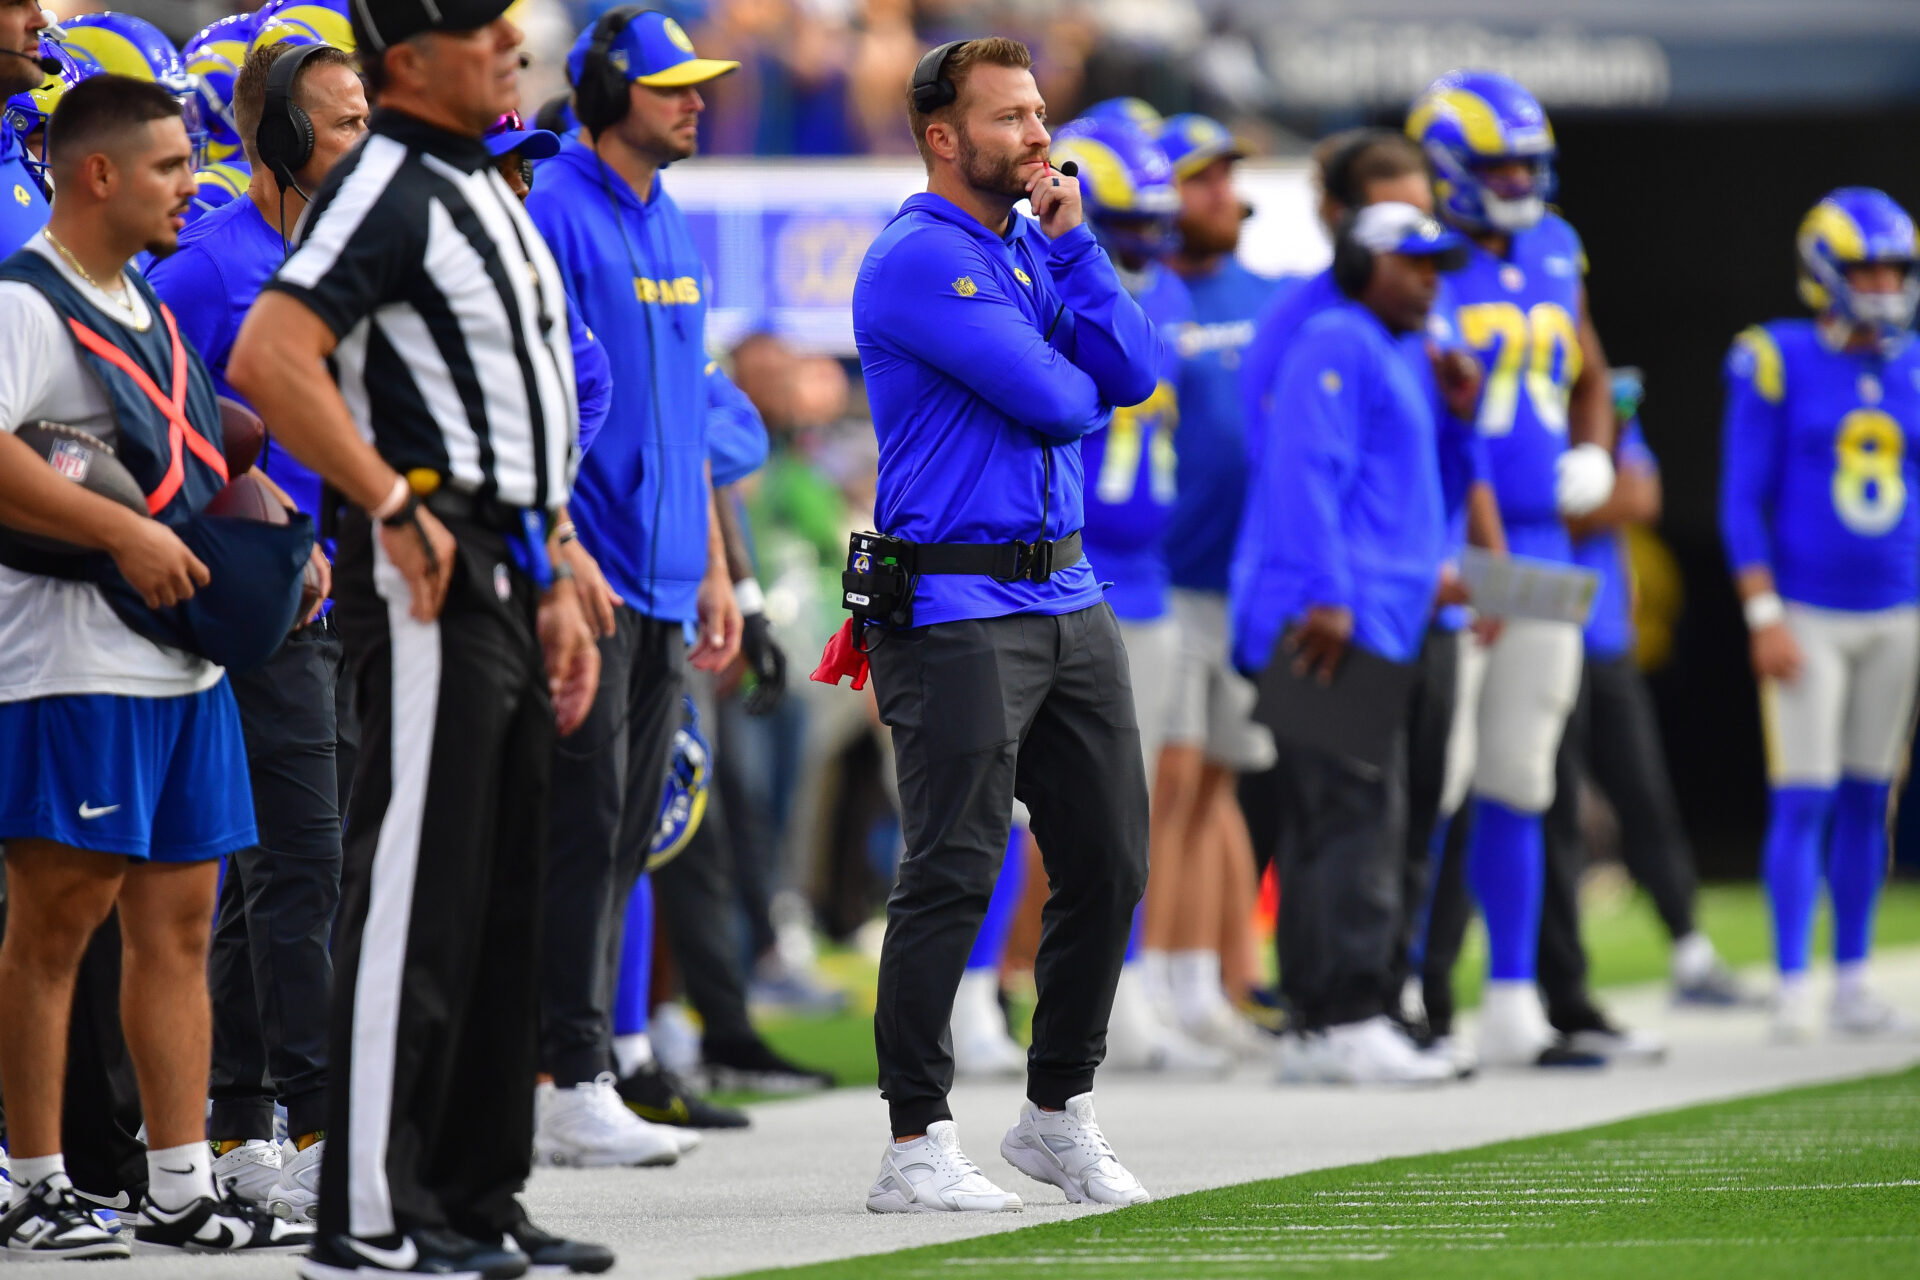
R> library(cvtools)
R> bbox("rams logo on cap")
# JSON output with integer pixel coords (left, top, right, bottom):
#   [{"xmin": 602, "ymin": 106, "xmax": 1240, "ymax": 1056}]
[
  {"xmin": 1012, "ymin": 267, "xmax": 1031, "ymax": 286},
  {"xmin": 663, "ymin": 18, "xmax": 696, "ymax": 53},
  {"xmin": 12, "ymin": 184, "xmax": 27, "ymax": 207},
  {"xmin": 952, "ymin": 276, "xmax": 978, "ymax": 297},
  {"xmin": 608, "ymin": 47, "xmax": 629, "ymax": 73}
]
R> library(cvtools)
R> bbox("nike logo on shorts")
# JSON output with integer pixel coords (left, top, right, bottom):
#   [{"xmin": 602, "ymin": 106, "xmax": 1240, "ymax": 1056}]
[{"xmin": 78, "ymin": 802, "xmax": 120, "ymax": 820}]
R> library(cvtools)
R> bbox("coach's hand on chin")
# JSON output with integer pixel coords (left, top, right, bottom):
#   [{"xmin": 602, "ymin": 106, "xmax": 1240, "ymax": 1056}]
[{"xmin": 541, "ymin": 572, "xmax": 600, "ymax": 735}]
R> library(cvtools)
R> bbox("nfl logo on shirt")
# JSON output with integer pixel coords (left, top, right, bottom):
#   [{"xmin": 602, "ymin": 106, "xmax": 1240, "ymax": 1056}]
[{"xmin": 50, "ymin": 439, "xmax": 91, "ymax": 482}]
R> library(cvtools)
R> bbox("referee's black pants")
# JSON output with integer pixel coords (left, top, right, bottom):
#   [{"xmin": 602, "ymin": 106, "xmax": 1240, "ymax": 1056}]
[
  {"xmin": 1539, "ymin": 653, "xmax": 1700, "ymax": 1027},
  {"xmin": 869, "ymin": 604, "xmax": 1148, "ymax": 1137},
  {"xmin": 319, "ymin": 512, "xmax": 551, "ymax": 1240},
  {"xmin": 209, "ymin": 621, "xmax": 343, "ymax": 1143},
  {"xmin": 539, "ymin": 606, "xmax": 684, "ymax": 1087}
]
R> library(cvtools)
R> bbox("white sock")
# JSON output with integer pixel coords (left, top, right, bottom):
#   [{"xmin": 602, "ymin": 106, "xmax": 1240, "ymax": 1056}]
[
  {"xmin": 9, "ymin": 1153, "xmax": 65, "ymax": 1204},
  {"xmin": 1778, "ymin": 970, "xmax": 1808, "ymax": 998},
  {"xmin": 951, "ymin": 969, "xmax": 1003, "ymax": 1037},
  {"xmin": 1836, "ymin": 960, "xmax": 1868, "ymax": 1000},
  {"xmin": 1140, "ymin": 949, "xmax": 1172, "ymax": 1014},
  {"xmin": 146, "ymin": 1142, "xmax": 216, "ymax": 1211},
  {"xmin": 1170, "ymin": 949, "xmax": 1226, "ymax": 1014},
  {"xmin": 613, "ymin": 1032, "xmax": 654, "ymax": 1078},
  {"xmin": 1671, "ymin": 931, "xmax": 1717, "ymax": 984}
]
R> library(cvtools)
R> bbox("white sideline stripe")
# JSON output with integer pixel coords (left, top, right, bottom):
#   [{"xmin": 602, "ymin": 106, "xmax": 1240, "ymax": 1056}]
[{"xmin": 347, "ymin": 537, "xmax": 442, "ymax": 1238}]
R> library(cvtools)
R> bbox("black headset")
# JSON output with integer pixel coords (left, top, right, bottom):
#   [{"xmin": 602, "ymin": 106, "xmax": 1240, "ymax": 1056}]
[
  {"xmin": 574, "ymin": 6, "xmax": 657, "ymax": 135},
  {"xmin": 1331, "ymin": 210, "xmax": 1375, "ymax": 297},
  {"xmin": 258, "ymin": 42, "xmax": 328, "ymax": 192},
  {"xmin": 910, "ymin": 39, "xmax": 970, "ymax": 115}
]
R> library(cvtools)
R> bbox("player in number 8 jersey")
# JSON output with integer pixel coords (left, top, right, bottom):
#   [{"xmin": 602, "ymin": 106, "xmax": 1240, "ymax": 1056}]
[
  {"xmin": 1408, "ymin": 70, "xmax": 1622, "ymax": 1068},
  {"xmin": 1720, "ymin": 187, "xmax": 1920, "ymax": 1041}
]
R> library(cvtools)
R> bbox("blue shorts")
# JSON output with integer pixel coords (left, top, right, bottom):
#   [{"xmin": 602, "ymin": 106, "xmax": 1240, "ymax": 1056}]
[{"xmin": 0, "ymin": 682, "xmax": 257, "ymax": 862}]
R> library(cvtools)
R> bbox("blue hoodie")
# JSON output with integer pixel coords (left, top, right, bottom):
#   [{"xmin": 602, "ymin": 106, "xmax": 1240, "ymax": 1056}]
[
  {"xmin": 529, "ymin": 140, "xmax": 713, "ymax": 623},
  {"xmin": 852, "ymin": 193, "xmax": 1161, "ymax": 627}
]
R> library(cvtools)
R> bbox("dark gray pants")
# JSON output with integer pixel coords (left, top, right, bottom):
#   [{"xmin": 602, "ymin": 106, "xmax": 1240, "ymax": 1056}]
[
  {"xmin": 1540, "ymin": 652, "xmax": 1700, "ymax": 1026},
  {"xmin": 1391, "ymin": 627, "xmax": 1459, "ymax": 1000},
  {"xmin": 209, "ymin": 621, "xmax": 344, "ymax": 1141},
  {"xmin": 870, "ymin": 605, "xmax": 1148, "ymax": 1136},
  {"xmin": 1273, "ymin": 730, "xmax": 1408, "ymax": 1031},
  {"xmin": 540, "ymin": 606, "xmax": 685, "ymax": 1086}
]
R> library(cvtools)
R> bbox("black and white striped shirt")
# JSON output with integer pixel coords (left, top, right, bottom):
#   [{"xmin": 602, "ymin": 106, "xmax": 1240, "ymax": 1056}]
[{"xmin": 265, "ymin": 109, "xmax": 578, "ymax": 513}]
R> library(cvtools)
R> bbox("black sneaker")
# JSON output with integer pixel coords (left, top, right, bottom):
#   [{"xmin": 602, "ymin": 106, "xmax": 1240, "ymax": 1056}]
[
  {"xmin": 702, "ymin": 1035, "xmax": 835, "ymax": 1095},
  {"xmin": 504, "ymin": 1217, "xmax": 615, "ymax": 1275},
  {"xmin": 299, "ymin": 1226, "xmax": 529, "ymax": 1278},
  {"xmin": 0, "ymin": 1175, "xmax": 131, "ymax": 1260},
  {"xmin": 135, "ymin": 1185, "xmax": 315, "ymax": 1252},
  {"xmin": 617, "ymin": 1059, "xmax": 750, "ymax": 1129},
  {"xmin": 1534, "ymin": 1037, "xmax": 1609, "ymax": 1068}
]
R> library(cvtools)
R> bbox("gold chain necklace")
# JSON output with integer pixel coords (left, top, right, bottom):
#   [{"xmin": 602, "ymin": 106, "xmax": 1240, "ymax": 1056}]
[{"xmin": 43, "ymin": 231, "xmax": 135, "ymax": 316}]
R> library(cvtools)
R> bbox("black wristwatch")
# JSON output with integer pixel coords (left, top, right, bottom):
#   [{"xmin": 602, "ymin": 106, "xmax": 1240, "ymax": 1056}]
[{"xmin": 381, "ymin": 492, "xmax": 424, "ymax": 528}]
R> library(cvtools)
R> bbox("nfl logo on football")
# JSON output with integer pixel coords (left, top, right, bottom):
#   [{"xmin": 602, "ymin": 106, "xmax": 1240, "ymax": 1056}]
[{"xmin": 50, "ymin": 440, "xmax": 91, "ymax": 482}]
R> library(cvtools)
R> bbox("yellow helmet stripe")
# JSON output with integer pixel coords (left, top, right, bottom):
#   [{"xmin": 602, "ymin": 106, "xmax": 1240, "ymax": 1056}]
[{"xmin": 1407, "ymin": 88, "xmax": 1508, "ymax": 155}]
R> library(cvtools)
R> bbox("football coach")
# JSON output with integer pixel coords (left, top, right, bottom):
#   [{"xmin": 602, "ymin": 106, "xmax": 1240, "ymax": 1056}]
[{"xmin": 849, "ymin": 36, "xmax": 1160, "ymax": 1213}]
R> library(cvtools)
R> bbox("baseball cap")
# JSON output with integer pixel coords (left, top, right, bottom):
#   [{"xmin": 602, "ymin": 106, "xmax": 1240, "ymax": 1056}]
[
  {"xmin": 484, "ymin": 110, "xmax": 562, "ymax": 158},
  {"xmin": 1350, "ymin": 201, "xmax": 1468, "ymax": 264},
  {"xmin": 350, "ymin": 0, "xmax": 515, "ymax": 53},
  {"xmin": 566, "ymin": 9, "xmax": 738, "ymax": 91},
  {"xmin": 1158, "ymin": 113, "xmax": 1247, "ymax": 181}
]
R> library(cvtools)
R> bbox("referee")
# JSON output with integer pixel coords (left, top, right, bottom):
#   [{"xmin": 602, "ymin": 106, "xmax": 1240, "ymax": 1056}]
[
  {"xmin": 228, "ymin": 2, "xmax": 608, "ymax": 1275},
  {"xmin": 851, "ymin": 37, "xmax": 1156, "ymax": 1213}
]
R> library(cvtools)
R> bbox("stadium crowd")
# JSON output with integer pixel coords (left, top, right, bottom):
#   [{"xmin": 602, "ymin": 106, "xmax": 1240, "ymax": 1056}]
[{"xmin": 0, "ymin": 0, "xmax": 1913, "ymax": 1272}]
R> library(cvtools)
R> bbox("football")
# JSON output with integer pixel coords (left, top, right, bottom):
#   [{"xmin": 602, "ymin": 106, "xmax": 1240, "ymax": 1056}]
[
  {"xmin": 4, "ymin": 422, "xmax": 146, "ymax": 554},
  {"xmin": 205, "ymin": 471, "xmax": 290, "ymax": 525},
  {"xmin": 218, "ymin": 395, "xmax": 265, "ymax": 475}
]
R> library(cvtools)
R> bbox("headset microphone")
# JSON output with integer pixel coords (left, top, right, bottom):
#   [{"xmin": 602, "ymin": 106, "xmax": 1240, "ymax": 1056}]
[
  {"xmin": 0, "ymin": 48, "xmax": 60, "ymax": 75},
  {"xmin": 1059, "ymin": 161, "xmax": 1078, "ymax": 178}
]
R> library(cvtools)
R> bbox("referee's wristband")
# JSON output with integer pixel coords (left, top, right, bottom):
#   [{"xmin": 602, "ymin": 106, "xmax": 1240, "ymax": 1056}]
[
  {"xmin": 734, "ymin": 577, "xmax": 766, "ymax": 616},
  {"xmin": 370, "ymin": 474, "xmax": 409, "ymax": 522},
  {"xmin": 1743, "ymin": 591, "xmax": 1786, "ymax": 631}
]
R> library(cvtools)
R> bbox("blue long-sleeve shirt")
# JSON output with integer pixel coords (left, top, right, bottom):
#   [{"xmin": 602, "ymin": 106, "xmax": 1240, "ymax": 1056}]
[
  {"xmin": 1578, "ymin": 420, "xmax": 1655, "ymax": 658},
  {"xmin": 852, "ymin": 193, "xmax": 1160, "ymax": 627},
  {"xmin": 1230, "ymin": 301, "xmax": 1447, "ymax": 672},
  {"xmin": 0, "ymin": 127, "xmax": 49, "ymax": 258},
  {"xmin": 1720, "ymin": 319, "xmax": 1920, "ymax": 612},
  {"xmin": 706, "ymin": 361, "xmax": 769, "ymax": 487},
  {"xmin": 529, "ymin": 141, "xmax": 714, "ymax": 623}
]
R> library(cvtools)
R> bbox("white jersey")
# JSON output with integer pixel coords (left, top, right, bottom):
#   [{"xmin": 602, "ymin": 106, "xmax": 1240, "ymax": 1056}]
[{"xmin": 0, "ymin": 234, "xmax": 221, "ymax": 703}]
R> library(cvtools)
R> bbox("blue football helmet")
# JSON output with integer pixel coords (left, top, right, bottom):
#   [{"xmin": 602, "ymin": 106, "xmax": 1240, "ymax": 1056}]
[
  {"xmin": 646, "ymin": 696, "xmax": 711, "ymax": 872},
  {"xmin": 252, "ymin": 0, "xmax": 355, "ymax": 51},
  {"xmin": 1797, "ymin": 187, "xmax": 1919, "ymax": 346},
  {"xmin": 4, "ymin": 39, "xmax": 97, "ymax": 183},
  {"xmin": 61, "ymin": 14, "xmax": 206, "ymax": 165},
  {"xmin": 1156, "ymin": 112, "xmax": 1245, "ymax": 183},
  {"xmin": 185, "ymin": 159, "xmax": 251, "ymax": 224},
  {"xmin": 1077, "ymin": 97, "xmax": 1164, "ymax": 137},
  {"xmin": 1406, "ymin": 70, "xmax": 1555, "ymax": 234},
  {"xmin": 1051, "ymin": 115, "xmax": 1179, "ymax": 261},
  {"xmin": 183, "ymin": 13, "xmax": 258, "ymax": 165}
]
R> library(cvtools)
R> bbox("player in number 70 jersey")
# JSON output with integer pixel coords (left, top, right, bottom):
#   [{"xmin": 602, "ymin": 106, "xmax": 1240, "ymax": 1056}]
[
  {"xmin": 1720, "ymin": 187, "xmax": 1920, "ymax": 1042},
  {"xmin": 1407, "ymin": 70, "xmax": 1625, "ymax": 1069}
]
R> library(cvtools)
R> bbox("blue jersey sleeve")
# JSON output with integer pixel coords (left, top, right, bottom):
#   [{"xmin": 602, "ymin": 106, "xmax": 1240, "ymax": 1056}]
[
  {"xmin": 1043, "ymin": 223, "xmax": 1161, "ymax": 409},
  {"xmin": 1266, "ymin": 323, "xmax": 1371, "ymax": 611},
  {"xmin": 706, "ymin": 361, "xmax": 769, "ymax": 486},
  {"xmin": 1720, "ymin": 325, "xmax": 1786, "ymax": 575},
  {"xmin": 861, "ymin": 226, "xmax": 1110, "ymax": 441},
  {"xmin": 147, "ymin": 245, "xmax": 241, "ymax": 401},
  {"xmin": 570, "ymin": 305, "xmax": 612, "ymax": 457}
]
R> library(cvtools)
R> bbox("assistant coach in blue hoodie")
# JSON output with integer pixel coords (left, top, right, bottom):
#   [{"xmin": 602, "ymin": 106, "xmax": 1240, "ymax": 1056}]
[
  {"xmin": 850, "ymin": 38, "xmax": 1160, "ymax": 1213},
  {"xmin": 522, "ymin": 7, "xmax": 745, "ymax": 1155}
]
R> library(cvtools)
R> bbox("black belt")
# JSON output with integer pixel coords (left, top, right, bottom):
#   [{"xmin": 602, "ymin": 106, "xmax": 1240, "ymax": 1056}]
[
  {"xmin": 905, "ymin": 531, "xmax": 1082, "ymax": 584},
  {"xmin": 424, "ymin": 488, "xmax": 544, "ymax": 536}
]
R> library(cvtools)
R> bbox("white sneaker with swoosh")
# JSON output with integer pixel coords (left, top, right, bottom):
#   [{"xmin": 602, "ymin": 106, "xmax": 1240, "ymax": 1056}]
[
  {"xmin": 865, "ymin": 1121, "xmax": 1022, "ymax": 1213},
  {"xmin": 132, "ymin": 1188, "xmax": 314, "ymax": 1253},
  {"xmin": 1000, "ymin": 1093, "xmax": 1151, "ymax": 1206}
]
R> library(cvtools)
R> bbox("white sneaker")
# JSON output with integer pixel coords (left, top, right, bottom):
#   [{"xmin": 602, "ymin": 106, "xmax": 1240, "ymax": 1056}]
[
  {"xmin": 950, "ymin": 970, "xmax": 1026, "ymax": 1078},
  {"xmin": 1319, "ymin": 1016, "xmax": 1455, "ymax": 1085},
  {"xmin": 1178, "ymin": 1000, "xmax": 1272, "ymax": 1063},
  {"xmin": 1563, "ymin": 1019, "xmax": 1668, "ymax": 1065},
  {"xmin": 1274, "ymin": 1030, "xmax": 1335, "ymax": 1084},
  {"xmin": 1770, "ymin": 981, "xmax": 1819, "ymax": 1043},
  {"xmin": 1104, "ymin": 965, "xmax": 1233, "ymax": 1076},
  {"xmin": 1831, "ymin": 984, "xmax": 1915, "ymax": 1038},
  {"xmin": 1000, "ymin": 1094, "xmax": 1150, "ymax": 1206},
  {"xmin": 266, "ymin": 1139, "xmax": 321, "ymax": 1223},
  {"xmin": 534, "ymin": 1075, "xmax": 681, "ymax": 1168},
  {"xmin": 866, "ymin": 1121, "xmax": 1022, "ymax": 1213},
  {"xmin": 1424, "ymin": 1034, "xmax": 1478, "ymax": 1079},
  {"xmin": 211, "ymin": 1139, "xmax": 283, "ymax": 1205},
  {"xmin": 651, "ymin": 1002, "xmax": 703, "ymax": 1078},
  {"xmin": 1477, "ymin": 980, "xmax": 1556, "ymax": 1067}
]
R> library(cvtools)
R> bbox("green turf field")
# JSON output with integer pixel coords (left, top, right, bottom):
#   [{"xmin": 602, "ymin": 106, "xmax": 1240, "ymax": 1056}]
[
  {"xmin": 747, "ymin": 882, "xmax": 1920, "ymax": 1092},
  {"xmin": 728, "ymin": 1066, "xmax": 1920, "ymax": 1280}
]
